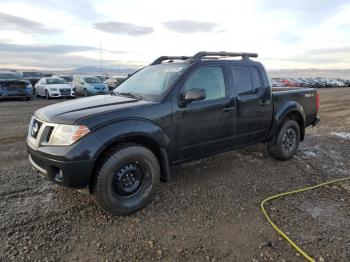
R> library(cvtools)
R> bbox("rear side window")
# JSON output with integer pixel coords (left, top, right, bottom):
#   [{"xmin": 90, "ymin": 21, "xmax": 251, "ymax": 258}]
[
  {"xmin": 182, "ymin": 66, "xmax": 226, "ymax": 101},
  {"xmin": 249, "ymin": 67, "xmax": 262, "ymax": 94},
  {"xmin": 231, "ymin": 66, "xmax": 263, "ymax": 96},
  {"xmin": 231, "ymin": 66, "xmax": 253, "ymax": 96}
]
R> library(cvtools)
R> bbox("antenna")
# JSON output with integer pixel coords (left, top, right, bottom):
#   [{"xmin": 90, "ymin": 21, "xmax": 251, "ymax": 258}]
[{"xmin": 99, "ymin": 41, "xmax": 103, "ymax": 76}]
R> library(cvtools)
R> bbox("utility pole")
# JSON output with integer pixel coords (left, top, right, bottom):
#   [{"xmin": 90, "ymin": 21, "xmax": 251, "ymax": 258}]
[{"xmin": 100, "ymin": 41, "xmax": 103, "ymax": 76}]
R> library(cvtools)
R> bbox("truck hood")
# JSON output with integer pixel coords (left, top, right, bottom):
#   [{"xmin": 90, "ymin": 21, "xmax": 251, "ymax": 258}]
[{"xmin": 34, "ymin": 94, "xmax": 153, "ymax": 124}]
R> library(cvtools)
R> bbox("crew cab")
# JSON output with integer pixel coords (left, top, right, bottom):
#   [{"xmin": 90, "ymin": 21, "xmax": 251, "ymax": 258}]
[{"xmin": 26, "ymin": 52, "xmax": 320, "ymax": 215}]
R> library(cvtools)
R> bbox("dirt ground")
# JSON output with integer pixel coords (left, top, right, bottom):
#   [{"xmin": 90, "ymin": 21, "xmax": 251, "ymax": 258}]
[{"xmin": 0, "ymin": 88, "xmax": 349, "ymax": 261}]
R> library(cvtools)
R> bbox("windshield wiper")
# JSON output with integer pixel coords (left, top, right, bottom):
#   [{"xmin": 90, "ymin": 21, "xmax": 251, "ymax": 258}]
[{"xmin": 112, "ymin": 91, "xmax": 142, "ymax": 100}]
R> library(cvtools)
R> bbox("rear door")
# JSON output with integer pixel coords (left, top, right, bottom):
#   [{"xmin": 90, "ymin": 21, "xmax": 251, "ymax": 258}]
[{"xmin": 230, "ymin": 65, "xmax": 273, "ymax": 145}]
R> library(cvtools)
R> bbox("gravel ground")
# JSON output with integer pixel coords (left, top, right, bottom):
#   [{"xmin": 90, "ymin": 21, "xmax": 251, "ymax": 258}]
[{"xmin": 0, "ymin": 88, "xmax": 349, "ymax": 261}]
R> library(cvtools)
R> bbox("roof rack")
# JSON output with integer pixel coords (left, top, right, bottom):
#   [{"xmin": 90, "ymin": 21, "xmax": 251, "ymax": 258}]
[
  {"xmin": 190, "ymin": 51, "xmax": 258, "ymax": 62},
  {"xmin": 150, "ymin": 51, "xmax": 258, "ymax": 65},
  {"xmin": 150, "ymin": 56, "xmax": 191, "ymax": 65}
]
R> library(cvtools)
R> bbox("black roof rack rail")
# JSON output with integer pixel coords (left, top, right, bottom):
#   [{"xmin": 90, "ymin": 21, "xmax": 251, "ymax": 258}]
[
  {"xmin": 150, "ymin": 56, "xmax": 191, "ymax": 65},
  {"xmin": 190, "ymin": 51, "xmax": 258, "ymax": 62}
]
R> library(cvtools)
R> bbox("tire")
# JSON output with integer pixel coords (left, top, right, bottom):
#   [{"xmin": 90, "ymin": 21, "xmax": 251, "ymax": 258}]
[
  {"xmin": 45, "ymin": 90, "xmax": 50, "ymax": 100},
  {"xmin": 92, "ymin": 143, "xmax": 160, "ymax": 215},
  {"xmin": 26, "ymin": 97, "xmax": 31, "ymax": 101},
  {"xmin": 267, "ymin": 119, "xmax": 300, "ymax": 160},
  {"xmin": 33, "ymin": 88, "xmax": 38, "ymax": 97},
  {"xmin": 83, "ymin": 89, "xmax": 88, "ymax": 97}
]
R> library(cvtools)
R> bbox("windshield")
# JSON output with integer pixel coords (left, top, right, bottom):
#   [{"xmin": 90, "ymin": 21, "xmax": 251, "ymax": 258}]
[
  {"xmin": 84, "ymin": 77, "xmax": 102, "ymax": 83},
  {"xmin": 0, "ymin": 72, "xmax": 22, "ymax": 80},
  {"xmin": 114, "ymin": 64, "xmax": 188, "ymax": 101},
  {"xmin": 23, "ymin": 72, "xmax": 42, "ymax": 78},
  {"xmin": 46, "ymin": 78, "xmax": 67, "ymax": 84},
  {"xmin": 60, "ymin": 76, "xmax": 73, "ymax": 82}
]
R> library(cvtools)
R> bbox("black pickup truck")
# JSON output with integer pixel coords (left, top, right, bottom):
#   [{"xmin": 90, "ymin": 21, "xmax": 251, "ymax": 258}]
[{"xmin": 27, "ymin": 52, "xmax": 320, "ymax": 215}]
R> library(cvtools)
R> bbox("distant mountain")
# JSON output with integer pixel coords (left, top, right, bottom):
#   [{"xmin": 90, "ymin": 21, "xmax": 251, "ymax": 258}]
[
  {"xmin": 268, "ymin": 69, "xmax": 350, "ymax": 79},
  {"xmin": 71, "ymin": 66, "xmax": 138, "ymax": 76}
]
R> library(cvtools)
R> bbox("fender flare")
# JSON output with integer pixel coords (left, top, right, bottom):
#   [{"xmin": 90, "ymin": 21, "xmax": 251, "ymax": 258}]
[
  {"xmin": 90, "ymin": 118, "xmax": 171, "ymax": 182},
  {"xmin": 267, "ymin": 101, "xmax": 306, "ymax": 143}
]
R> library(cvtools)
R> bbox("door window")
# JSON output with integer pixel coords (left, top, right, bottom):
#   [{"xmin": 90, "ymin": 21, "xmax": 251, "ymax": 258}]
[
  {"xmin": 231, "ymin": 66, "xmax": 263, "ymax": 96},
  {"xmin": 182, "ymin": 67, "xmax": 226, "ymax": 101},
  {"xmin": 231, "ymin": 66, "xmax": 253, "ymax": 96},
  {"xmin": 249, "ymin": 67, "xmax": 262, "ymax": 94}
]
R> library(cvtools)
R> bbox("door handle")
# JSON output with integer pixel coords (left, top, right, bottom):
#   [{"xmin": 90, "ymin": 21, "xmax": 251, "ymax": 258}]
[
  {"xmin": 259, "ymin": 99, "xmax": 271, "ymax": 106},
  {"xmin": 223, "ymin": 106, "xmax": 235, "ymax": 112}
]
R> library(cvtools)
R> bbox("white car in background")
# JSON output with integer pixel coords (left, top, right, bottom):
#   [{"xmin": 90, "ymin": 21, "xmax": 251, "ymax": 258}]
[{"xmin": 34, "ymin": 77, "xmax": 75, "ymax": 99}]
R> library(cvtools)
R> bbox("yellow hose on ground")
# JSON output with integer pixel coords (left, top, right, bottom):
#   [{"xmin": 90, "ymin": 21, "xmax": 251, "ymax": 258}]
[{"xmin": 261, "ymin": 176, "xmax": 350, "ymax": 262}]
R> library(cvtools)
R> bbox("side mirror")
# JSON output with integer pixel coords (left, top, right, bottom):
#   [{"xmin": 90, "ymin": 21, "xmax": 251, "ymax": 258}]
[{"xmin": 181, "ymin": 88, "xmax": 206, "ymax": 105}]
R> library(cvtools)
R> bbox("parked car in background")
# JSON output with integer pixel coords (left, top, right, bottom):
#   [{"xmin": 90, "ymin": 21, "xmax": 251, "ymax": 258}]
[
  {"xmin": 73, "ymin": 76, "xmax": 108, "ymax": 96},
  {"xmin": 21, "ymin": 71, "xmax": 45, "ymax": 86},
  {"xmin": 94, "ymin": 75, "xmax": 107, "ymax": 82},
  {"xmin": 105, "ymin": 76, "xmax": 119, "ymax": 90},
  {"xmin": 0, "ymin": 70, "xmax": 32, "ymax": 100},
  {"xmin": 34, "ymin": 77, "xmax": 75, "ymax": 99},
  {"xmin": 58, "ymin": 75, "xmax": 74, "ymax": 84}
]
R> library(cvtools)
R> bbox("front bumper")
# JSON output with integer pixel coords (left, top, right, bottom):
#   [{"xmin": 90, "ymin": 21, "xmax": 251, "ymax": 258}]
[
  {"xmin": 88, "ymin": 88, "xmax": 108, "ymax": 95},
  {"xmin": 48, "ymin": 90, "xmax": 75, "ymax": 97},
  {"xmin": 27, "ymin": 145, "xmax": 95, "ymax": 188},
  {"xmin": 26, "ymin": 126, "xmax": 103, "ymax": 189}
]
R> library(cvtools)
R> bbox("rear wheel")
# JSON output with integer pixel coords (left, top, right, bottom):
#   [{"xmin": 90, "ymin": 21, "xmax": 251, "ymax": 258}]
[
  {"xmin": 92, "ymin": 143, "xmax": 160, "ymax": 215},
  {"xmin": 267, "ymin": 119, "xmax": 300, "ymax": 160}
]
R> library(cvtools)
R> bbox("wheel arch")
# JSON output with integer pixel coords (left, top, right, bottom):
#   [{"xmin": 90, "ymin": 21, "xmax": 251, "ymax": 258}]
[
  {"xmin": 88, "ymin": 120, "xmax": 171, "ymax": 192},
  {"xmin": 267, "ymin": 101, "xmax": 306, "ymax": 143}
]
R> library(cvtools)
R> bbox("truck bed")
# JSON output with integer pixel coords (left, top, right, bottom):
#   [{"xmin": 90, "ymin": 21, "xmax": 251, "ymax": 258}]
[{"xmin": 272, "ymin": 87, "xmax": 318, "ymax": 128}]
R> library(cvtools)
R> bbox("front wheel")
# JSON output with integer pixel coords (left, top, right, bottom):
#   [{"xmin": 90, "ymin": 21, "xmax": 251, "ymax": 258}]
[
  {"xmin": 83, "ymin": 89, "xmax": 88, "ymax": 97},
  {"xmin": 45, "ymin": 90, "xmax": 50, "ymax": 100},
  {"xmin": 92, "ymin": 143, "xmax": 160, "ymax": 215},
  {"xmin": 267, "ymin": 119, "xmax": 300, "ymax": 160}
]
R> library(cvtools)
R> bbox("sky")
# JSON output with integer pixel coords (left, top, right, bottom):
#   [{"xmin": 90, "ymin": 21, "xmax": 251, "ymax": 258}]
[{"xmin": 0, "ymin": 0, "xmax": 350, "ymax": 70}]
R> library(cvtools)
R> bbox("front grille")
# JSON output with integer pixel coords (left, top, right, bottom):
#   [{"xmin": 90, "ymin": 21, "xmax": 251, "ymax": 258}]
[
  {"xmin": 59, "ymin": 89, "xmax": 71, "ymax": 95},
  {"xmin": 27, "ymin": 117, "xmax": 58, "ymax": 148},
  {"xmin": 46, "ymin": 127, "xmax": 54, "ymax": 142}
]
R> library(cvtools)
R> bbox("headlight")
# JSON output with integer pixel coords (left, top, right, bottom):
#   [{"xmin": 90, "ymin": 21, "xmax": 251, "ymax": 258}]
[
  {"xmin": 25, "ymin": 83, "xmax": 33, "ymax": 90},
  {"xmin": 49, "ymin": 125, "xmax": 90, "ymax": 146}
]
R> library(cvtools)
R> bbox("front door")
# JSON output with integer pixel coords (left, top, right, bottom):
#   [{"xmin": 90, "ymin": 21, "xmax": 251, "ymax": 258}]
[{"xmin": 174, "ymin": 65, "xmax": 235, "ymax": 161}]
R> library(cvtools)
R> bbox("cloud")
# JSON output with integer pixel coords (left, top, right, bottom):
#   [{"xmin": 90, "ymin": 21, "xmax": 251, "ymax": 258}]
[
  {"xmin": 94, "ymin": 21, "xmax": 154, "ymax": 36},
  {"xmin": 305, "ymin": 46, "xmax": 350, "ymax": 55},
  {"xmin": 1, "ymin": 0, "xmax": 101, "ymax": 21},
  {"xmin": 0, "ymin": 12, "xmax": 60, "ymax": 34},
  {"xmin": 259, "ymin": 0, "xmax": 349, "ymax": 25},
  {"xmin": 0, "ymin": 51, "xmax": 135, "ymax": 70},
  {"xmin": 0, "ymin": 42, "xmax": 127, "ymax": 55},
  {"xmin": 162, "ymin": 20, "xmax": 219, "ymax": 33}
]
